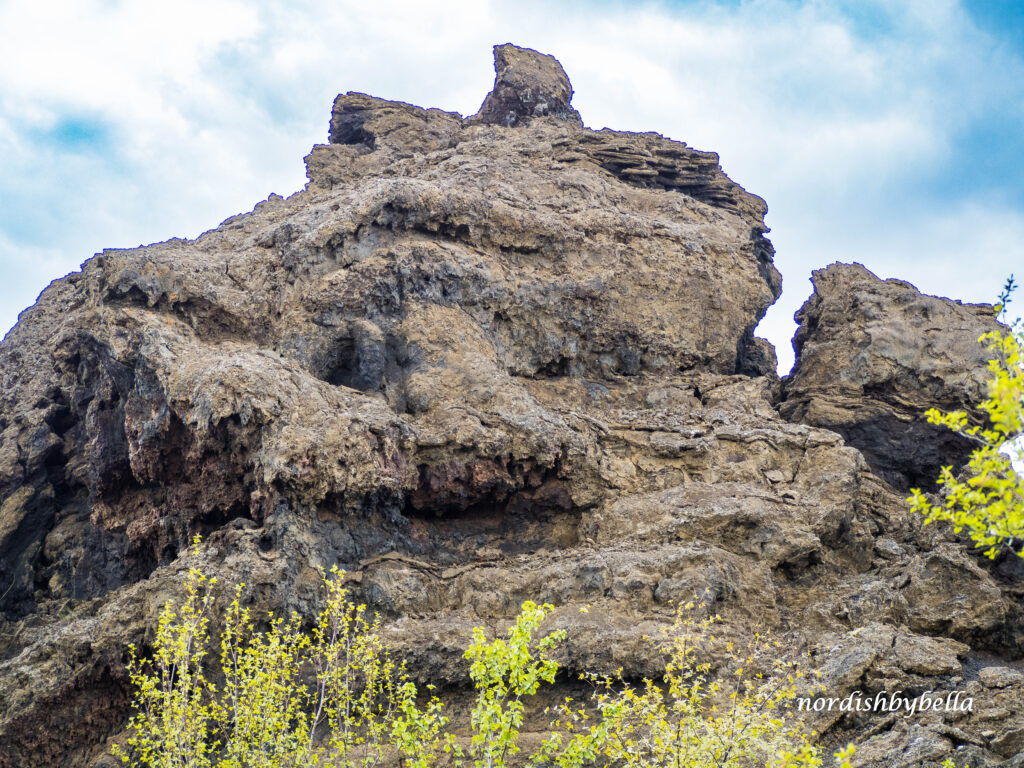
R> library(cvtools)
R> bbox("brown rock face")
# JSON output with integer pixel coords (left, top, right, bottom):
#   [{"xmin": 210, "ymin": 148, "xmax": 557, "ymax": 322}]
[
  {"xmin": 1, "ymin": 46, "xmax": 1021, "ymax": 768},
  {"xmin": 780, "ymin": 262, "xmax": 1005, "ymax": 490},
  {"xmin": 471, "ymin": 43, "xmax": 583, "ymax": 127}
]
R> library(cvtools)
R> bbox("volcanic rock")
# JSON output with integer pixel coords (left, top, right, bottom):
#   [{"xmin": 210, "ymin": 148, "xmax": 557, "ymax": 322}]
[
  {"xmin": 471, "ymin": 43, "xmax": 583, "ymax": 127},
  {"xmin": 780, "ymin": 262, "xmax": 1005, "ymax": 490},
  {"xmin": 0, "ymin": 45, "xmax": 1020, "ymax": 768}
]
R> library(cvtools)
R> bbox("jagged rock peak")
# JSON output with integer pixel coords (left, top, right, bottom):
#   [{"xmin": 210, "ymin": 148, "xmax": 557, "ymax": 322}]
[
  {"xmin": 3, "ymin": 45, "xmax": 1021, "ymax": 768},
  {"xmin": 470, "ymin": 43, "xmax": 583, "ymax": 127}
]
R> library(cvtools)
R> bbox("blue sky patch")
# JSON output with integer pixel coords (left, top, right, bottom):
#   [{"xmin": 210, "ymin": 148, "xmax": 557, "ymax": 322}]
[
  {"xmin": 964, "ymin": 0, "xmax": 1024, "ymax": 50},
  {"xmin": 1, "ymin": 0, "xmax": 1022, "ymax": 369},
  {"xmin": 38, "ymin": 115, "xmax": 113, "ymax": 153}
]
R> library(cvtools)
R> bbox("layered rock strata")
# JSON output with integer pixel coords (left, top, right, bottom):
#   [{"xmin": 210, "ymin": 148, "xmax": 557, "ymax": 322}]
[{"xmin": 0, "ymin": 45, "xmax": 1020, "ymax": 768}]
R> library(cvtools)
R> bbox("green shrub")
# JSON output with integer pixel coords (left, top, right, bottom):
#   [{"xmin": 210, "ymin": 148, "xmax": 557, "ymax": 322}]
[
  {"xmin": 909, "ymin": 276, "xmax": 1024, "ymax": 559},
  {"xmin": 114, "ymin": 567, "xmax": 218, "ymax": 768},
  {"xmin": 536, "ymin": 607, "xmax": 837, "ymax": 768},
  {"xmin": 114, "ymin": 561, "xmax": 853, "ymax": 768},
  {"xmin": 463, "ymin": 601, "xmax": 563, "ymax": 768},
  {"xmin": 114, "ymin": 561, "xmax": 446, "ymax": 768}
]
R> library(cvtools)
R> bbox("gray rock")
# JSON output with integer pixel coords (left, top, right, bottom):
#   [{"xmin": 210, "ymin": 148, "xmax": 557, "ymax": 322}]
[
  {"xmin": 892, "ymin": 634, "xmax": 966, "ymax": 677},
  {"xmin": 471, "ymin": 43, "xmax": 582, "ymax": 127},
  {"xmin": 780, "ymin": 262, "xmax": 1004, "ymax": 490},
  {"xmin": 0, "ymin": 45, "xmax": 1021, "ymax": 768},
  {"xmin": 979, "ymin": 666, "xmax": 1024, "ymax": 689}
]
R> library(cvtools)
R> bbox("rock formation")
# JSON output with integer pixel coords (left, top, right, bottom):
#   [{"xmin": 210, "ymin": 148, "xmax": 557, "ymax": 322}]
[
  {"xmin": 471, "ymin": 42, "xmax": 582, "ymax": 127},
  {"xmin": 781, "ymin": 262, "xmax": 1005, "ymax": 491},
  {"xmin": 1, "ymin": 44, "xmax": 1021, "ymax": 767}
]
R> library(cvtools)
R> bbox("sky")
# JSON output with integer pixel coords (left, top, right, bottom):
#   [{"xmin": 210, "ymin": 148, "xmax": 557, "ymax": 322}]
[{"xmin": 1, "ymin": 0, "xmax": 1022, "ymax": 373}]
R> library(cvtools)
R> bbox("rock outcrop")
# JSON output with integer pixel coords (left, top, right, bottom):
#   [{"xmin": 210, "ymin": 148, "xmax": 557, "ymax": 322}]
[
  {"xmin": 1, "ymin": 45, "xmax": 1020, "ymax": 768},
  {"xmin": 471, "ymin": 43, "xmax": 583, "ymax": 127},
  {"xmin": 780, "ymin": 262, "xmax": 1004, "ymax": 490}
]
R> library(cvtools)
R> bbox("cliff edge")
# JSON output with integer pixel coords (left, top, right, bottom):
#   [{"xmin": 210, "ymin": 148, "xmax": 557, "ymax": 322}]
[{"xmin": 0, "ymin": 45, "xmax": 1019, "ymax": 767}]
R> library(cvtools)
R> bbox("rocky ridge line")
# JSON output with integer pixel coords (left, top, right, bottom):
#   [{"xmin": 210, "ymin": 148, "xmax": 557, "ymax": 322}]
[{"xmin": 0, "ymin": 45, "xmax": 1020, "ymax": 768}]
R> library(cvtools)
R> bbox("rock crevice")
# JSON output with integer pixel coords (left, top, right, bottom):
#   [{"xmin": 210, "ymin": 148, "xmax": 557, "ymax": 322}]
[{"xmin": 0, "ymin": 45, "xmax": 1018, "ymax": 768}]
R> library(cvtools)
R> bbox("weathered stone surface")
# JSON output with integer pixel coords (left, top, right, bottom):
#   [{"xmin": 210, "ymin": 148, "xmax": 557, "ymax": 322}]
[
  {"xmin": 980, "ymin": 666, "xmax": 1024, "ymax": 689},
  {"xmin": 780, "ymin": 262, "xmax": 1005, "ymax": 490},
  {"xmin": 471, "ymin": 43, "xmax": 582, "ymax": 128},
  {"xmin": 0, "ymin": 46, "xmax": 1021, "ymax": 768},
  {"xmin": 329, "ymin": 92, "xmax": 463, "ymax": 152}
]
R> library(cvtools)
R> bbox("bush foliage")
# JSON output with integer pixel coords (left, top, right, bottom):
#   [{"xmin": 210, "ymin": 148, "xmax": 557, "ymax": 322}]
[
  {"xmin": 114, "ymin": 558, "xmax": 855, "ymax": 768},
  {"xmin": 910, "ymin": 276, "xmax": 1024, "ymax": 558}
]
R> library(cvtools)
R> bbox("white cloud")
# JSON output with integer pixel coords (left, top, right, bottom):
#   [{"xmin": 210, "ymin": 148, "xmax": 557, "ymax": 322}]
[
  {"xmin": 1, "ymin": 0, "xmax": 1021, "ymax": 374},
  {"xmin": 761, "ymin": 202, "xmax": 1024, "ymax": 371},
  {"xmin": 0, "ymin": 0, "xmax": 259, "ymax": 133},
  {"xmin": 0, "ymin": 233, "xmax": 82, "ymax": 341}
]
